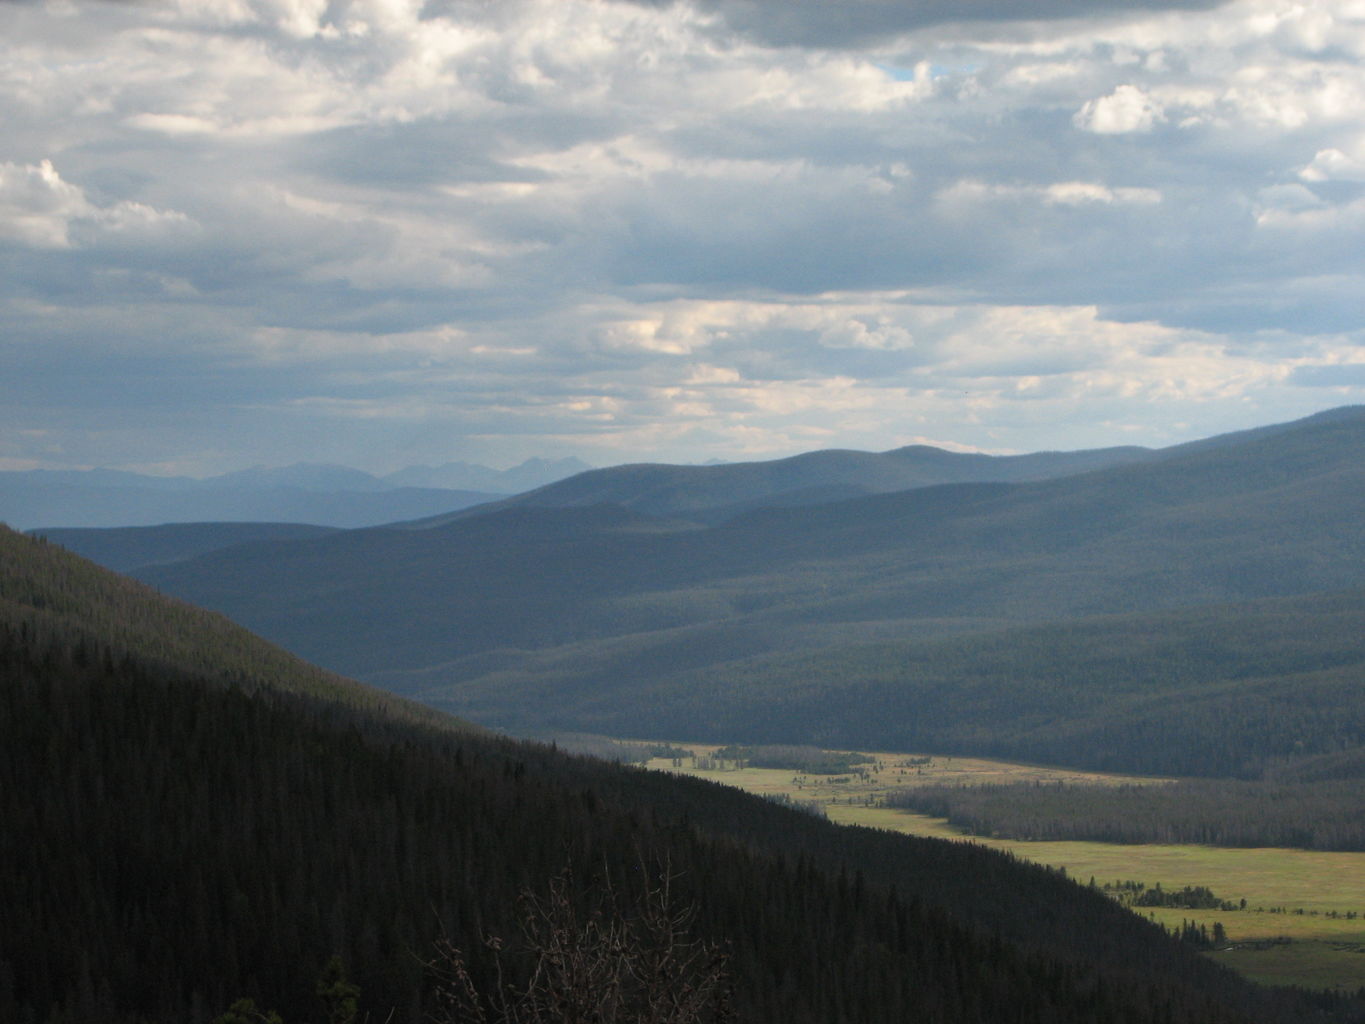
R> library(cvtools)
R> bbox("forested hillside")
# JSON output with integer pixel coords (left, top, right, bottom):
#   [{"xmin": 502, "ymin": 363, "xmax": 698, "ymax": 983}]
[
  {"xmin": 0, "ymin": 527, "xmax": 460, "ymax": 727},
  {"xmin": 888, "ymin": 776, "xmax": 1365, "ymax": 851},
  {"xmin": 433, "ymin": 588, "xmax": 1365, "ymax": 778},
  {"xmin": 1, "ymin": 525, "xmax": 1344, "ymax": 1024},
  {"xmin": 135, "ymin": 408, "xmax": 1365, "ymax": 775}
]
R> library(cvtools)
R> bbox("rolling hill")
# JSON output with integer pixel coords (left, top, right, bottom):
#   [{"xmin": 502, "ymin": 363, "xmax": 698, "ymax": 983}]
[
  {"xmin": 408, "ymin": 439, "xmax": 1156, "ymax": 527},
  {"xmin": 399, "ymin": 406, "xmax": 1365, "ymax": 530},
  {"xmin": 129, "ymin": 407, "xmax": 1365, "ymax": 778},
  {"xmin": 2, "ymin": 524, "xmax": 1312, "ymax": 1024}
]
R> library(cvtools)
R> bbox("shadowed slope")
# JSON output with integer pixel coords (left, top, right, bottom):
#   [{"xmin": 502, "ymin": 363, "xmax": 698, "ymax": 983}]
[
  {"xmin": 0, "ymin": 527, "xmax": 1309, "ymax": 1024},
  {"xmin": 138, "ymin": 409, "xmax": 1365, "ymax": 747}
]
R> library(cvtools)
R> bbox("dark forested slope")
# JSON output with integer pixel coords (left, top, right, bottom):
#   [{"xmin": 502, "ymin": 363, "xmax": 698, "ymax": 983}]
[
  {"xmin": 0, "ymin": 526, "xmax": 462, "ymax": 727},
  {"xmin": 0, "ymin": 525, "xmax": 1336, "ymax": 1024},
  {"xmin": 415, "ymin": 587, "xmax": 1365, "ymax": 778}
]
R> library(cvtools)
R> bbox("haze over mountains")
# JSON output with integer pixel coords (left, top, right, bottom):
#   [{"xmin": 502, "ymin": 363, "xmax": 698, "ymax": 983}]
[
  {"xmin": 0, "ymin": 456, "xmax": 591, "ymax": 530},
  {"xmin": 9, "ymin": 408, "xmax": 1365, "ymax": 1021},
  {"xmin": 35, "ymin": 434, "xmax": 1162, "ymax": 565},
  {"xmin": 93, "ymin": 405, "xmax": 1365, "ymax": 778}
]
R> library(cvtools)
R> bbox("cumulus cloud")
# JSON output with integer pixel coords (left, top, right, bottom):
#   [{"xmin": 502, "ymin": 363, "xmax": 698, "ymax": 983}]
[
  {"xmin": 1300, "ymin": 146, "xmax": 1365, "ymax": 181},
  {"xmin": 0, "ymin": 160, "xmax": 190, "ymax": 249},
  {"xmin": 1074, "ymin": 84, "xmax": 1165, "ymax": 133},
  {"xmin": 1, "ymin": 0, "xmax": 1363, "ymax": 474}
]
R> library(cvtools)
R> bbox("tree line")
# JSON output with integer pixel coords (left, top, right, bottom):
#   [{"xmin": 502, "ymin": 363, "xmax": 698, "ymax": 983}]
[{"xmin": 887, "ymin": 779, "xmax": 1365, "ymax": 851}]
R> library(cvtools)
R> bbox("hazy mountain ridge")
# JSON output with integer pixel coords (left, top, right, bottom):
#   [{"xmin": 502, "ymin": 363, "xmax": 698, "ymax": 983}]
[
  {"xmin": 412, "ymin": 439, "xmax": 1158, "ymax": 528},
  {"xmin": 134, "ymin": 407, "xmax": 1365, "ymax": 776},
  {"xmin": 1, "ymin": 476, "xmax": 502, "ymax": 530},
  {"xmin": 0, "ymin": 457, "xmax": 594, "ymax": 530},
  {"xmin": 382, "ymin": 455, "xmax": 594, "ymax": 492}
]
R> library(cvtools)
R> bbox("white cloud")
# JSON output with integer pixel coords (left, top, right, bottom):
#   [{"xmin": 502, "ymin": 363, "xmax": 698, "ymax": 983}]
[
  {"xmin": 0, "ymin": 159, "xmax": 191, "ymax": 249},
  {"xmin": 938, "ymin": 180, "xmax": 1162, "ymax": 207},
  {"xmin": 1074, "ymin": 84, "xmax": 1165, "ymax": 133},
  {"xmin": 1300, "ymin": 146, "xmax": 1365, "ymax": 181},
  {"xmin": 2, "ymin": 0, "xmax": 1364, "ymax": 472}
]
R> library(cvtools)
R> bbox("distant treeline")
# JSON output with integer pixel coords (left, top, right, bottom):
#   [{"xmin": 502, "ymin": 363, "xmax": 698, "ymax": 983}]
[
  {"xmin": 537, "ymin": 735, "xmax": 695, "ymax": 764},
  {"xmin": 1131, "ymin": 885, "xmax": 1238, "ymax": 911},
  {"xmin": 713, "ymin": 744, "xmax": 872, "ymax": 774},
  {"xmin": 887, "ymin": 779, "xmax": 1365, "ymax": 851}
]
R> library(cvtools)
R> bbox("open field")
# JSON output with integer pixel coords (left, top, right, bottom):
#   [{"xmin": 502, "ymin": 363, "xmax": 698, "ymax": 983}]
[{"xmin": 639, "ymin": 743, "xmax": 1365, "ymax": 993}]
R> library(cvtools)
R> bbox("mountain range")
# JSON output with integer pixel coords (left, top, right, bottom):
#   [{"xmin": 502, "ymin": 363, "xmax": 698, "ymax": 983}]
[
  {"xmin": 407, "ymin": 440, "xmax": 1156, "ymax": 527},
  {"xmin": 0, "ymin": 456, "xmax": 591, "ymax": 530},
  {"xmin": 82, "ymin": 405, "xmax": 1364, "ymax": 781}
]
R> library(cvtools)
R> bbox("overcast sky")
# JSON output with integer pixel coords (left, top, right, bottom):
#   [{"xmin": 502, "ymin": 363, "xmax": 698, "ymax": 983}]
[{"xmin": 2, "ymin": 0, "xmax": 1363, "ymax": 474}]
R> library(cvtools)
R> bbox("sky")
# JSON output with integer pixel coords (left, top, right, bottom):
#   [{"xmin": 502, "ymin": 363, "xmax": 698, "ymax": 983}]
[{"xmin": 2, "ymin": 0, "xmax": 1363, "ymax": 475}]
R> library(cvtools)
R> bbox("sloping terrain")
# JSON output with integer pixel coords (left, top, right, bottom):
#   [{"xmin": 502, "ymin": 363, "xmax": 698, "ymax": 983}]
[
  {"xmin": 134, "ymin": 407, "xmax": 1365, "ymax": 775},
  {"xmin": 0, "ymin": 526, "xmax": 464, "ymax": 727},
  {"xmin": 409, "ymin": 439, "xmax": 1155, "ymax": 527},
  {"xmin": 392, "ymin": 587, "xmax": 1365, "ymax": 778},
  {"xmin": 1, "ymin": 525, "xmax": 1310, "ymax": 1024},
  {"xmin": 400, "ymin": 406, "xmax": 1364, "ymax": 530},
  {"xmin": 33, "ymin": 521, "xmax": 340, "ymax": 572}
]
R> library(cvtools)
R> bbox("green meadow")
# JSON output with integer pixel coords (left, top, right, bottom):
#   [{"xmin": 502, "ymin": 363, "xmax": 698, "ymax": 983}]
[{"xmin": 642, "ymin": 744, "xmax": 1365, "ymax": 993}]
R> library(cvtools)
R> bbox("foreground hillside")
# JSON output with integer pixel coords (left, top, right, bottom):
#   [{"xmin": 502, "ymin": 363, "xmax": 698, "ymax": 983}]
[
  {"xmin": 0, "ymin": 526, "xmax": 1336, "ymax": 1024},
  {"xmin": 135, "ymin": 407, "xmax": 1365, "ymax": 773}
]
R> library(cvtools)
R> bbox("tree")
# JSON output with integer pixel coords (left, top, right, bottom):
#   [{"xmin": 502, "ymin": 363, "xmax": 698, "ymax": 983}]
[
  {"xmin": 317, "ymin": 956, "xmax": 361, "ymax": 1024},
  {"xmin": 430, "ymin": 867, "xmax": 733, "ymax": 1024},
  {"xmin": 211, "ymin": 999, "xmax": 284, "ymax": 1024}
]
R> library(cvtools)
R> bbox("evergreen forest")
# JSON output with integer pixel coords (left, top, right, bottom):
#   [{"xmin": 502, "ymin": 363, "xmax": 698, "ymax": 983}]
[{"xmin": 5, "ymin": 525, "xmax": 1360, "ymax": 1024}]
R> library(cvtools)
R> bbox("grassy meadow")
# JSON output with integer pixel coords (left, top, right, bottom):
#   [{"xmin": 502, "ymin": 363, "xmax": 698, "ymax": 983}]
[{"xmin": 639, "ymin": 744, "xmax": 1365, "ymax": 993}]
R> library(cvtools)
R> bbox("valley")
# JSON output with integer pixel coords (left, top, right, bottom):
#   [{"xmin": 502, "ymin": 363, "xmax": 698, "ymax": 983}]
[
  {"xmin": 126, "ymin": 406, "xmax": 1365, "ymax": 783},
  {"xmin": 7, "ymin": 406, "xmax": 1365, "ymax": 1023},
  {"xmin": 9, "ymin": 0, "xmax": 1365, "ymax": 1009},
  {"xmin": 628, "ymin": 741, "xmax": 1365, "ymax": 992}
]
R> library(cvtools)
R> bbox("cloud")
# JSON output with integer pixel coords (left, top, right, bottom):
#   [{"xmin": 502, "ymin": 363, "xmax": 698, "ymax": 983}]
[
  {"xmin": 1074, "ymin": 84, "xmax": 1165, "ymax": 132},
  {"xmin": 0, "ymin": 160, "xmax": 191, "ymax": 249},
  {"xmin": 1300, "ymin": 146, "xmax": 1365, "ymax": 181},
  {"xmin": 620, "ymin": 0, "xmax": 1229, "ymax": 48},
  {"xmin": 2, "ymin": 0, "xmax": 1363, "ymax": 475}
]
